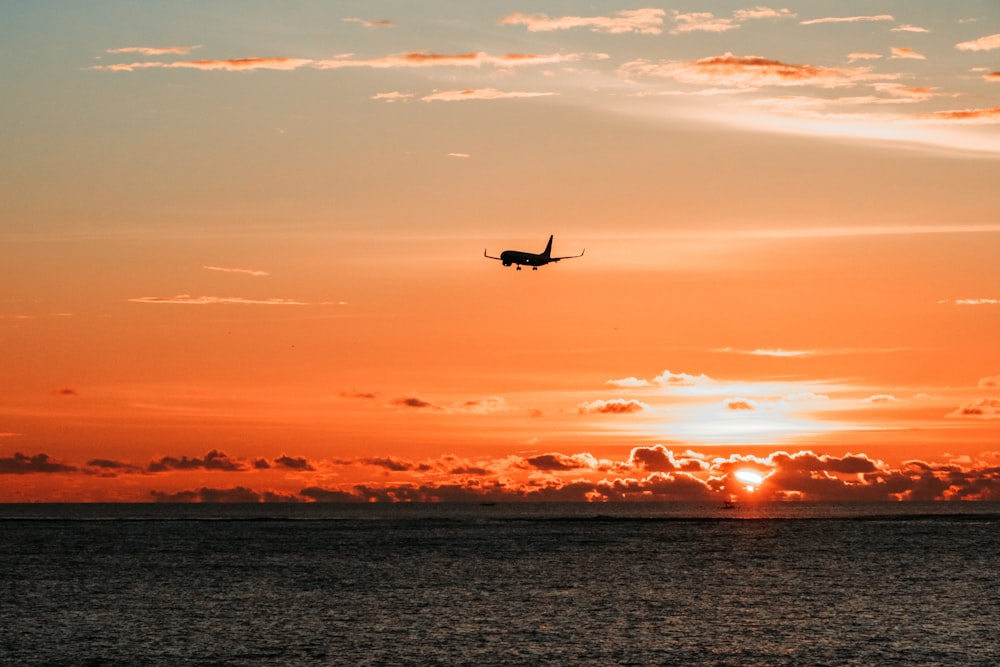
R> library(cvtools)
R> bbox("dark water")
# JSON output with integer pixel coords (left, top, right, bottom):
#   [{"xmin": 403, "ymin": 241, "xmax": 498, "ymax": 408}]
[{"xmin": 3, "ymin": 503, "xmax": 999, "ymax": 666}]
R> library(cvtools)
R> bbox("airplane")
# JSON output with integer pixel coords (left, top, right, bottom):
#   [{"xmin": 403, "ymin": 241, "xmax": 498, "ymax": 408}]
[{"xmin": 484, "ymin": 235, "xmax": 584, "ymax": 270}]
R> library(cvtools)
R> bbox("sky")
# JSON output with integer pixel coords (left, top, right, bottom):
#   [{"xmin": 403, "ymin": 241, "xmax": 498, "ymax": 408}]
[{"xmin": 2, "ymin": 1, "xmax": 999, "ymax": 502}]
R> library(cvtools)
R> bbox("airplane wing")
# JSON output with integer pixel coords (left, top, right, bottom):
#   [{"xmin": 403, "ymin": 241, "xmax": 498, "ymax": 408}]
[
  {"xmin": 550, "ymin": 248, "xmax": 585, "ymax": 261},
  {"xmin": 484, "ymin": 249, "xmax": 502, "ymax": 260}
]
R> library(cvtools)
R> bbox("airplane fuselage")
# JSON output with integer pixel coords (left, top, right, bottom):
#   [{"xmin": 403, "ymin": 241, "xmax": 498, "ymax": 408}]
[{"xmin": 499, "ymin": 250, "xmax": 552, "ymax": 269}]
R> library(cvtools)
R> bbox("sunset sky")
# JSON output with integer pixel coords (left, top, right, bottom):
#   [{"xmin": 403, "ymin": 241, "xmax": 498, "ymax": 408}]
[{"xmin": 3, "ymin": 1, "xmax": 999, "ymax": 502}]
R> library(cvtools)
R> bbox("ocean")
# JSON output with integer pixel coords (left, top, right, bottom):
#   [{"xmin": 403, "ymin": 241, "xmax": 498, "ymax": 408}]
[{"xmin": 2, "ymin": 502, "xmax": 999, "ymax": 666}]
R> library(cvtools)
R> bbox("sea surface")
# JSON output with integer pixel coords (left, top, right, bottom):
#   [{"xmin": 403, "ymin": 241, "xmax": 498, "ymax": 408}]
[{"xmin": 2, "ymin": 502, "xmax": 999, "ymax": 666}]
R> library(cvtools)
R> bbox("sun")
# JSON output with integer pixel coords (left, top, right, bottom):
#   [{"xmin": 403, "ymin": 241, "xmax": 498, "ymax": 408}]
[{"xmin": 734, "ymin": 469, "xmax": 765, "ymax": 492}]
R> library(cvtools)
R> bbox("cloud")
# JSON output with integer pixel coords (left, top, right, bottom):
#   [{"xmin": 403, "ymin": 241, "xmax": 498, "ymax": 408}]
[
  {"xmin": 341, "ymin": 390, "xmax": 378, "ymax": 399},
  {"xmin": 360, "ymin": 456, "xmax": 431, "ymax": 472},
  {"xmin": 421, "ymin": 89, "xmax": 557, "ymax": 102},
  {"xmin": 274, "ymin": 455, "xmax": 315, "ymax": 471},
  {"xmin": 107, "ymin": 46, "xmax": 199, "ymax": 55},
  {"xmin": 892, "ymin": 24, "xmax": 930, "ymax": 33},
  {"xmin": 671, "ymin": 12, "xmax": 739, "ymax": 34},
  {"xmin": 447, "ymin": 153, "xmax": 471, "ymax": 158},
  {"xmin": 202, "ymin": 265, "xmax": 270, "ymax": 277},
  {"xmin": 956, "ymin": 34, "xmax": 1000, "ymax": 52},
  {"xmin": 151, "ymin": 486, "xmax": 301, "ymax": 502},
  {"xmin": 524, "ymin": 453, "xmax": 584, "ymax": 471},
  {"xmin": 87, "ymin": 458, "xmax": 143, "ymax": 474},
  {"xmin": 578, "ymin": 398, "xmax": 648, "ymax": 414},
  {"xmin": 391, "ymin": 396, "xmax": 438, "ymax": 409},
  {"xmin": 939, "ymin": 298, "xmax": 1000, "ymax": 305},
  {"xmin": 947, "ymin": 398, "xmax": 1000, "ymax": 419},
  {"xmin": 605, "ymin": 376, "xmax": 652, "ymax": 388},
  {"xmin": 722, "ymin": 347, "xmax": 813, "ymax": 357},
  {"xmin": 629, "ymin": 445, "xmax": 705, "ymax": 473},
  {"xmin": 733, "ymin": 7, "xmax": 797, "ymax": 21},
  {"xmin": 978, "ymin": 376, "xmax": 1000, "ymax": 388},
  {"xmin": 671, "ymin": 7, "xmax": 796, "ymax": 34},
  {"xmin": 864, "ymin": 394, "xmax": 898, "ymax": 403},
  {"xmin": 96, "ymin": 51, "xmax": 606, "ymax": 73},
  {"xmin": 449, "ymin": 397, "xmax": 509, "ymax": 415},
  {"xmin": 499, "ymin": 9, "xmax": 666, "ymax": 35},
  {"xmin": 986, "ymin": 72, "xmax": 1000, "ymax": 82},
  {"xmin": 342, "ymin": 18, "xmax": 394, "ymax": 29},
  {"xmin": 372, "ymin": 91, "xmax": 414, "ymax": 102},
  {"xmin": 725, "ymin": 398, "xmax": 756, "ymax": 411},
  {"xmin": 848, "ymin": 52, "xmax": 883, "ymax": 62},
  {"xmin": 654, "ymin": 370, "xmax": 715, "ymax": 386},
  {"xmin": 147, "ymin": 449, "xmax": 244, "ymax": 473},
  {"xmin": 0, "ymin": 453, "xmax": 77, "ymax": 474},
  {"xmin": 53, "ymin": 388, "xmax": 78, "ymax": 396},
  {"xmin": 917, "ymin": 107, "xmax": 1000, "ymax": 122},
  {"xmin": 890, "ymin": 47, "xmax": 926, "ymax": 60},
  {"xmin": 129, "ymin": 295, "xmax": 308, "ymax": 305},
  {"xmin": 619, "ymin": 53, "xmax": 885, "ymax": 89},
  {"xmin": 800, "ymin": 15, "xmax": 894, "ymax": 26}
]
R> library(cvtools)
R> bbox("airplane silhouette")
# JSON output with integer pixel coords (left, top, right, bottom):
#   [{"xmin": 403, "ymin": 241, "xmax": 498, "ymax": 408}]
[{"xmin": 484, "ymin": 235, "xmax": 585, "ymax": 270}]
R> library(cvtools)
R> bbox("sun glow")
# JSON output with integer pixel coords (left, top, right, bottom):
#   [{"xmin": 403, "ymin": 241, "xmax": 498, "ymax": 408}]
[{"xmin": 734, "ymin": 469, "xmax": 765, "ymax": 492}]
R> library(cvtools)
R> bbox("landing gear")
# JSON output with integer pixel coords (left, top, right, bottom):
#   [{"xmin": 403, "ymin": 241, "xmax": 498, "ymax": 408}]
[{"xmin": 516, "ymin": 266, "xmax": 522, "ymax": 270}]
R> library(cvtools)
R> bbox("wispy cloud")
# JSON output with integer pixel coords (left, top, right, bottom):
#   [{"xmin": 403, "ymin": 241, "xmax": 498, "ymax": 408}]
[
  {"xmin": 800, "ymin": 15, "xmax": 894, "ymax": 26},
  {"xmin": 203, "ymin": 265, "xmax": 270, "ymax": 277},
  {"xmin": 956, "ymin": 34, "xmax": 1000, "ymax": 52},
  {"xmin": 669, "ymin": 7, "xmax": 797, "ymax": 35},
  {"xmin": 500, "ymin": 9, "xmax": 666, "ymax": 35},
  {"xmin": 947, "ymin": 398, "xmax": 1000, "ymax": 419},
  {"xmin": 107, "ymin": 45, "xmax": 199, "ymax": 56},
  {"xmin": 620, "ymin": 53, "xmax": 889, "ymax": 89},
  {"xmin": 372, "ymin": 91, "xmax": 414, "ymax": 102},
  {"xmin": 422, "ymin": 88, "xmax": 557, "ymax": 102},
  {"xmin": 95, "ymin": 51, "xmax": 606, "ymax": 73},
  {"xmin": 129, "ymin": 294, "xmax": 308, "ymax": 305},
  {"xmin": 939, "ymin": 298, "xmax": 1000, "ymax": 305},
  {"xmin": 342, "ymin": 18, "xmax": 395, "ymax": 29},
  {"xmin": 578, "ymin": 398, "xmax": 649, "ymax": 414},
  {"xmin": 890, "ymin": 47, "xmax": 926, "ymax": 60},
  {"xmin": 892, "ymin": 24, "xmax": 930, "ymax": 34}
]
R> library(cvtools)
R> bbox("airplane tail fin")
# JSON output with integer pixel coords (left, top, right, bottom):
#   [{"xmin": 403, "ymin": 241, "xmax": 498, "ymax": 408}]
[{"xmin": 543, "ymin": 235, "xmax": 553, "ymax": 258}]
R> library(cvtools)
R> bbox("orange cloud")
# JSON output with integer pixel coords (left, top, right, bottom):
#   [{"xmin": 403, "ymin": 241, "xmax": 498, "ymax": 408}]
[
  {"xmin": 342, "ymin": 18, "xmax": 394, "ymax": 29},
  {"xmin": 800, "ymin": 15, "xmax": 894, "ymax": 26},
  {"xmin": 918, "ymin": 107, "xmax": 1000, "ymax": 122},
  {"xmin": 96, "ymin": 52, "xmax": 605, "ymax": 73},
  {"xmin": 499, "ymin": 9, "xmax": 666, "ymax": 35},
  {"xmin": 892, "ymin": 24, "xmax": 929, "ymax": 33},
  {"xmin": 956, "ymin": 33, "xmax": 1000, "ymax": 52},
  {"xmin": 129, "ymin": 295, "xmax": 308, "ymax": 305},
  {"xmin": 8, "ymin": 446, "xmax": 1000, "ymax": 502},
  {"xmin": 421, "ymin": 89, "xmax": 557, "ymax": 102},
  {"xmin": 578, "ymin": 398, "xmax": 648, "ymax": 414},
  {"xmin": 202, "ymin": 265, "xmax": 270, "ymax": 276},
  {"xmin": 620, "ymin": 53, "xmax": 885, "ymax": 89},
  {"xmin": 985, "ymin": 72, "xmax": 1000, "ymax": 82},
  {"xmin": 671, "ymin": 12, "xmax": 738, "ymax": 34},
  {"xmin": 947, "ymin": 398, "xmax": 1000, "ymax": 419},
  {"xmin": 890, "ymin": 47, "xmax": 926, "ymax": 60},
  {"xmin": 669, "ymin": 7, "xmax": 796, "ymax": 35},
  {"xmin": 848, "ymin": 52, "xmax": 883, "ymax": 62},
  {"xmin": 106, "ymin": 46, "xmax": 199, "ymax": 55}
]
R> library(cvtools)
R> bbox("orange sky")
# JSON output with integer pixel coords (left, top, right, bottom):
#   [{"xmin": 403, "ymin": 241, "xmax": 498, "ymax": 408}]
[{"xmin": 2, "ymin": 2, "xmax": 999, "ymax": 502}]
